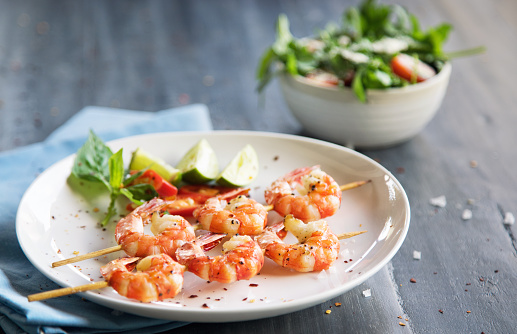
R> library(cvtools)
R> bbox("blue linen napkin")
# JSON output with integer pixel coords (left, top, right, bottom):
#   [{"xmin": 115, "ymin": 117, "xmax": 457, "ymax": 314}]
[{"xmin": 0, "ymin": 104, "xmax": 212, "ymax": 334}]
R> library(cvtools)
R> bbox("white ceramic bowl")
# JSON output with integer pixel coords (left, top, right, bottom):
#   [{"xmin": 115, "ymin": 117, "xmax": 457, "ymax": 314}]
[{"xmin": 278, "ymin": 63, "xmax": 452, "ymax": 149}]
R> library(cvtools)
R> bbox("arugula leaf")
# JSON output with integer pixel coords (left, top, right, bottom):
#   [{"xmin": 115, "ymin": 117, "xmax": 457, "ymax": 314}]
[
  {"xmin": 272, "ymin": 14, "xmax": 294, "ymax": 55},
  {"xmin": 352, "ymin": 67, "xmax": 366, "ymax": 103},
  {"xmin": 342, "ymin": 7, "xmax": 363, "ymax": 40}
]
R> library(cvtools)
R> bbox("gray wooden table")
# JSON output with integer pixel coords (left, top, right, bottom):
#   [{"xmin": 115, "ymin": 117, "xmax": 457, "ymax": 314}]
[{"xmin": 1, "ymin": 1, "xmax": 516, "ymax": 333}]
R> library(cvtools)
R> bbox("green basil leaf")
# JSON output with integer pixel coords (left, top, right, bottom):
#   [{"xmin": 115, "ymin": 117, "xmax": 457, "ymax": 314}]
[
  {"xmin": 123, "ymin": 184, "xmax": 158, "ymax": 202},
  {"xmin": 109, "ymin": 149, "xmax": 124, "ymax": 190},
  {"xmin": 71, "ymin": 130, "xmax": 112, "ymax": 188},
  {"xmin": 123, "ymin": 168, "xmax": 145, "ymax": 187},
  {"xmin": 101, "ymin": 192, "xmax": 119, "ymax": 226}
]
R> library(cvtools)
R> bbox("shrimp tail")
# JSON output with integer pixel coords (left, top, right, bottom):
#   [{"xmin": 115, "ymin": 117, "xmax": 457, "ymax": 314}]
[
  {"xmin": 175, "ymin": 233, "xmax": 225, "ymax": 265},
  {"xmin": 198, "ymin": 232, "xmax": 226, "ymax": 251},
  {"xmin": 282, "ymin": 165, "xmax": 319, "ymax": 182}
]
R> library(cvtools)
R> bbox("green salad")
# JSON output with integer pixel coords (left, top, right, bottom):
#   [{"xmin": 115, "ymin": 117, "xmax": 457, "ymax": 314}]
[{"xmin": 257, "ymin": 0, "xmax": 484, "ymax": 102}]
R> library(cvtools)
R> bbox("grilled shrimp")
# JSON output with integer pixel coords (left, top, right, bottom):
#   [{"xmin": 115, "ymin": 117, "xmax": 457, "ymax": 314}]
[
  {"xmin": 255, "ymin": 214, "xmax": 340, "ymax": 272},
  {"xmin": 264, "ymin": 166, "xmax": 341, "ymax": 222},
  {"xmin": 100, "ymin": 254, "xmax": 185, "ymax": 302},
  {"xmin": 176, "ymin": 233, "xmax": 264, "ymax": 283},
  {"xmin": 193, "ymin": 195, "xmax": 268, "ymax": 235},
  {"xmin": 115, "ymin": 198, "xmax": 196, "ymax": 260}
]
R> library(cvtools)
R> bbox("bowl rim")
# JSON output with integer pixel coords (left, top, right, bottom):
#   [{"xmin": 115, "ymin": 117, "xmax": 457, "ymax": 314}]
[{"xmin": 284, "ymin": 61, "xmax": 452, "ymax": 96}]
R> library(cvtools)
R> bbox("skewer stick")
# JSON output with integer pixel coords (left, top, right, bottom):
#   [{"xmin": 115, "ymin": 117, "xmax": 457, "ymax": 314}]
[
  {"xmin": 339, "ymin": 179, "xmax": 371, "ymax": 192},
  {"xmin": 51, "ymin": 179, "xmax": 371, "ymax": 268},
  {"xmin": 337, "ymin": 230, "xmax": 367, "ymax": 240},
  {"xmin": 264, "ymin": 180, "xmax": 371, "ymax": 212},
  {"xmin": 52, "ymin": 245, "xmax": 122, "ymax": 268},
  {"xmin": 36, "ymin": 230, "xmax": 367, "ymax": 303},
  {"xmin": 27, "ymin": 281, "xmax": 108, "ymax": 302}
]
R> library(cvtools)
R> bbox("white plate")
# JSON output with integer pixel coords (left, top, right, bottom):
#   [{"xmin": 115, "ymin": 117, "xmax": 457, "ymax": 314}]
[{"xmin": 16, "ymin": 131, "xmax": 410, "ymax": 322}]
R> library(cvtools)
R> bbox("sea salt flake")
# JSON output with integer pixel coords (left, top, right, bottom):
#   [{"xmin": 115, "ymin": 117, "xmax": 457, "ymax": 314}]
[
  {"xmin": 246, "ymin": 290, "xmax": 257, "ymax": 301},
  {"xmin": 462, "ymin": 209, "xmax": 473, "ymax": 220},
  {"xmin": 362, "ymin": 289, "xmax": 371, "ymax": 298},
  {"xmin": 317, "ymin": 270, "xmax": 328, "ymax": 280},
  {"xmin": 340, "ymin": 248, "xmax": 350, "ymax": 257},
  {"xmin": 413, "ymin": 250, "xmax": 421, "ymax": 260},
  {"xmin": 430, "ymin": 195, "xmax": 447, "ymax": 208},
  {"xmin": 504, "ymin": 212, "xmax": 515, "ymax": 225}
]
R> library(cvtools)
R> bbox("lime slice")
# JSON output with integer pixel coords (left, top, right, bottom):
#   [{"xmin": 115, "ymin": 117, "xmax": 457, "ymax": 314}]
[
  {"xmin": 176, "ymin": 139, "xmax": 219, "ymax": 184},
  {"xmin": 129, "ymin": 148, "xmax": 182, "ymax": 184},
  {"xmin": 216, "ymin": 144, "xmax": 259, "ymax": 187}
]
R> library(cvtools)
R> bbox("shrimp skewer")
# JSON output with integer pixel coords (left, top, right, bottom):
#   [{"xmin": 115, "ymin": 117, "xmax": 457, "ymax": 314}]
[
  {"xmin": 255, "ymin": 214, "xmax": 364, "ymax": 272},
  {"xmin": 193, "ymin": 195, "xmax": 268, "ymax": 236},
  {"xmin": 30, "ymin": 254, "xmax": 186, "ymax": 303},
  {"xmin": 53, "ymin": 198, "xmax": 199, "ymax": 268},
  {"xmin": 176, "ymin": 233, "xmax": 264, "ymax": 283},
  {"xmin": 52, "ymin": 178, "xmax": 368, "ymax": 267},
  {"xmin": 264, "ymin": 166, "xmax": 342, "ymax": 222}
]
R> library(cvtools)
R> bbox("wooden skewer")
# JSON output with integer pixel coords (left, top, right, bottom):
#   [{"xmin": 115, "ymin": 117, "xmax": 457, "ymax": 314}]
[
  {"xmin": 32, "ymin": 230, "xmax": 368, "ymax": 303},
  {"xmin": 52, "ymin": 245, "xmax": 122, "ymax": 268},
  {"xmin": 264, "ymin": 179, "xmax": 371, "ymax": 212},
  {"xmin": 337, "ymin": 230, "xmax": 367, "ymax": 240},
  {"xmin": 27, "ymin": 281, "xmax": 108, "ymax": 302},
  {"xmin": 51, "ymin": 179, "xmax": 371, "ymax": 268},
  {"xmin": 340, "ymin": 179, "xmax": 371, "ymax": 192}
]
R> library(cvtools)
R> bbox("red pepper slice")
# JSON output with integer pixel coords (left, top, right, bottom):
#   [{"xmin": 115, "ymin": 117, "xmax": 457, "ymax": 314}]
[
  {"xmin": 177, "ymin": 185, "xmax": 249, "ymax": 203},
  {"xmin": 165, "ymin": 185, "xmax": 250, "ymax": 216},
  {"xmin": 126, "ymin": 184, "xmax": 249, "ymax": 217},
  {"xmin": 130, "ymin": 169, "xmax": 178, "ymax": 198}
]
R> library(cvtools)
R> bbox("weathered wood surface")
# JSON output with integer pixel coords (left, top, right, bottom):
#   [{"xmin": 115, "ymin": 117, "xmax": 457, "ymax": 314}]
[{"xmin": 1, "ymin": 0, "xmax": 515, "ymax": 333}]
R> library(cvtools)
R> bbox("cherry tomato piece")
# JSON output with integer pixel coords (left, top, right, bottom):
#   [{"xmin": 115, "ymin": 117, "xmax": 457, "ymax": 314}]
[{"xmin": 391, "ymin": 53, "xmax": 436, "ymax": 83}]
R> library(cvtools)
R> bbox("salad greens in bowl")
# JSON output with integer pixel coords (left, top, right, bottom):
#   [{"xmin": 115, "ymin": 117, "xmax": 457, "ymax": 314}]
[{"xmin": 257, "ymin": 0, "xmax": 483, "ymax": 148}]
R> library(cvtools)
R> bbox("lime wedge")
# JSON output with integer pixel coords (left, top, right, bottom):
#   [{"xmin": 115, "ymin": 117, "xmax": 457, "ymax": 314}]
[
  {"xmin": 129, "ymin": 148, "xmax": 182, "ymax": 184},
  {"xmin": 216, "ymin": 144, "xmax": 259, "ymax": 187},
  {"xmin": 176, "ymin": 139, "xmax": 219, "ymax": 184}
]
